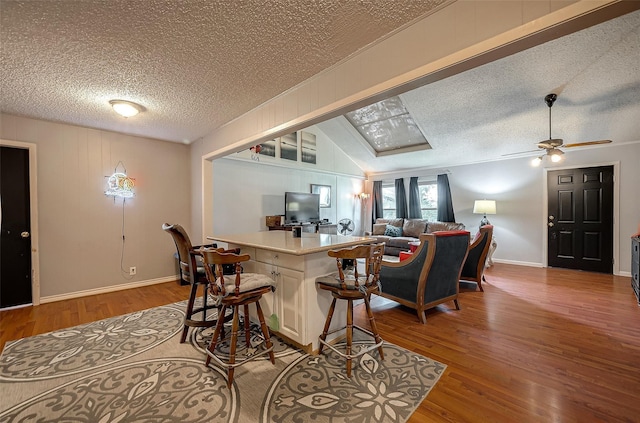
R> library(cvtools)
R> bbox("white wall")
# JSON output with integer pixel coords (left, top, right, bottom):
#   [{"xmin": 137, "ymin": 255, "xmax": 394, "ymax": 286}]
[
  {"xmin": 189, "ymin": 1, "xmax": 620, "ymax": 243},
  {"xmin": 0, "ymin": 114, "xmax": 191, "ymax": 299},
  {"xmin": 369, "ymin": 142, "xmax": 640, "ymax": 273},
  {"xmin": 211, "ymin": 125, "xmax": 366, "ymax": 236}
]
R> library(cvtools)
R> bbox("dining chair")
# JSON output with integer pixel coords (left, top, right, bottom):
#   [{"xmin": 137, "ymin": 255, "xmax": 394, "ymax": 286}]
[
  {"xmin": 200, "ymin": 247, "xmax": 276, "ymax": 388},
  {"xmin": 162, "ymin": 223, "xmax": 221, "ymax": 343},
  {"xmin": 315, "ymin": 243, "xmax": 385, "ymax": 377}
]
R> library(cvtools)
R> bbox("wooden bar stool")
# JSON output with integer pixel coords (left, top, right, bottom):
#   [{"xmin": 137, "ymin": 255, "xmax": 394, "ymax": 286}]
[
  {"xmin": 162, "ymin": 223, "xmax": 221, "ymax": 343},
  {"xmin": 200, "ymin": 248, "xmax": 276, "ymax": 388},
  {"xmin": 315, "ymin": 243, "xmax": 385, "ymax": 377}
]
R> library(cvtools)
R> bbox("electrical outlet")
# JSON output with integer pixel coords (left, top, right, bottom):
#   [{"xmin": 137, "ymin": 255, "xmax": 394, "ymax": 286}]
[{"xmin": 129, "ymin": 266, "xmax": 137, "ymax": 276}]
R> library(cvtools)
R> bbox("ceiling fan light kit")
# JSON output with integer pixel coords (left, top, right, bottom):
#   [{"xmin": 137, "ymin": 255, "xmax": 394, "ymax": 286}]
[{"xmin": 525, "ymin": 93, "xmax": 612, "ymax": 167}]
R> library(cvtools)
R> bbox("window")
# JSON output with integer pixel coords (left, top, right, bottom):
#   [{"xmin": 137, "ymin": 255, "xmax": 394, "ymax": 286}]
[
  {"xmin": 382, "ymin": 185, "xmax": 396, "ymax": 218},
  {"xmin": 380, "ymin": 181, "xmax": 438, "ymax": 220},
  {"xmin": 418, "ymin": 182, "xmax": 438, "ymax": 220}
]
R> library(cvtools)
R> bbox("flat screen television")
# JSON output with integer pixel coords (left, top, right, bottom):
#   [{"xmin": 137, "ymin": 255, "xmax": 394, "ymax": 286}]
[{"xmin": 284, "ymin": 192, "xmax": 320, "ymax": 225}]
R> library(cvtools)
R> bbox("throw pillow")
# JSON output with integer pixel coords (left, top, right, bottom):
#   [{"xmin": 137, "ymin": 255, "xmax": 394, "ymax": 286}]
[
  {"xmin": 372, "ymin": 223, "xmax": 387, "ymax": 235},
  {"xmin": 387, "ymin": 218, "xmax": 404, "ymax": 228},
  {"xmin": 384, "ymin": 224, "xmax": 402, "ymax": 237},
  {"xmin": 403, "ymin": 219, "xmax": 427, "ymax": 238}
]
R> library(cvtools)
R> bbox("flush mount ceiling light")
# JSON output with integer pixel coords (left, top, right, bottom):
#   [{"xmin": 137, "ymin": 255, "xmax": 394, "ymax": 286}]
[{"xmin": 109, "ymin": 100, "xmax": 144, "ymax": 118}]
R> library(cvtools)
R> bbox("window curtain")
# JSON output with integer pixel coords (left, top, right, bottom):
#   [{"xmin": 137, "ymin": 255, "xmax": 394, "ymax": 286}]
[
  {"xmin": 395, "ymin": 178, "xmax": 408, "ymax": 218},
  {"xmin": 408, "ymin": 177, "xmax": 421, "ymax": 218},
  {"xmin": 437, "ymin": 174, "xmax": 456, "ymax": 222},
  {"xmin": 372, "ymin": 181, "xmax": 383, "ymax": 221}
]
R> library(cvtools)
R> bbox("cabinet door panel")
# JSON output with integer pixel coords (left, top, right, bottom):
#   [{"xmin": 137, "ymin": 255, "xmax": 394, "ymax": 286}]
[
  {"xmin": 277, "ymin": 267, "xmax": 305, "ymax": 342},
  {"xmin": 250, "ymin": 262, "xmax": 276, "ymax": 319}
]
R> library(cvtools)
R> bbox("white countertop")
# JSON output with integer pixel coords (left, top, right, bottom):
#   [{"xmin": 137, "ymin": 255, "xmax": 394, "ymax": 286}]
[{"xmin": 207, "ymin": 231, "xmax": 374, "ymax": 255}]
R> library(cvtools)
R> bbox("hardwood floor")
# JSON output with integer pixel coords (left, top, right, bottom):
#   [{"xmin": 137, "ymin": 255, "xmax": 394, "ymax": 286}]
[
  {"xmin": 1, "ymin": 264, "xmax": 638, "ymax": 422},
  {"xmin": 0, "ymin": 282, "xmax": 192, "ymax": 352},
  {"xmin": 359, "ymin": 264, "xmax": 640, "ymax": 423}
]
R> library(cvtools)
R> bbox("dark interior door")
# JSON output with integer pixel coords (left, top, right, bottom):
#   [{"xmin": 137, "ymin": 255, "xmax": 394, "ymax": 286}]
[
  {"xmin": 547, "ymin": 165, "xmax": 613, "ymax": 273},
  {"xmin": 1, "ymin": 146, "xmax": 33, "ymax": 308}
]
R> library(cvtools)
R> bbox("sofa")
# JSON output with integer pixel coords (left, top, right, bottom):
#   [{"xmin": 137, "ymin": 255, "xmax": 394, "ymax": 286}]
[{"xmin": 365, "ymin": 218, "xmax": 465, "ymax": 256}]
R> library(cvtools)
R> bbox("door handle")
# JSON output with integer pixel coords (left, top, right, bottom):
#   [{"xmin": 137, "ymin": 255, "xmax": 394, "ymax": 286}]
[
  {"xmin": 21, "ymin": 231, "xmax": 30, "ymax": 238},
  {"xmin": 548, "ymin": 222, "xmax": 554, "ymax": 227},
  {"xmin": 548, "ymin": 215, "xmax": 555, "ymax": 221}
]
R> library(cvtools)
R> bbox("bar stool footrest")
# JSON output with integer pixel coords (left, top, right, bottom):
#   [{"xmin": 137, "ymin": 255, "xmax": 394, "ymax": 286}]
[{"xmin": 318, "ymin": 325, "xmax": 384, "ymax": 360}]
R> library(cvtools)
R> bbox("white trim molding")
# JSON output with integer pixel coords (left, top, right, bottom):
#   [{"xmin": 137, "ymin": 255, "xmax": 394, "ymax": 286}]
[
  {"xmin": 542, "ymin": 161, "xmax": 620, "ymax": 275},
  {"xmin": 0, "ymin": 138, "xmax": 40, "ymax": 306},
  {"xmin": 40, "ymin": 275, "xmax": 180, "ymax": 304}
]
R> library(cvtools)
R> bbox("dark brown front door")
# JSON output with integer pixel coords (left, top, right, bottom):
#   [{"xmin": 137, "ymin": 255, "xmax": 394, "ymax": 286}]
[
  {"xmin": 547, "ymin": 165, "xmax": 613, "ymax": 273},
  {"xmin": 1, "ymin": 146, "xmax": 33, "ymax": 308}
]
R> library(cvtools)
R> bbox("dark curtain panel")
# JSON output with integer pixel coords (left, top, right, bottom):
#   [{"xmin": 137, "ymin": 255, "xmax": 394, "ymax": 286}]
[
  {"xmin": 395, "ymin": 178, "xmax": 408, "ymax": 218},
  {"xmin": 372, "ymin": 181, "xmax": 383, "ymax": 221},
  {"xmin": 437, "ymin": 174, "xmax": 456, "ymax": 222},
  {"xmin": 408, "ymin": 177, "xmax": 421, "ymax": 218}
]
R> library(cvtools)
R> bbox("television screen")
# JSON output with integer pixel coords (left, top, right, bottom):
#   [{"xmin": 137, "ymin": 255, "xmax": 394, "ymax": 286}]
[{"xmin": 285, "ymin": 192, "xmax": 320, "ymax": 224}]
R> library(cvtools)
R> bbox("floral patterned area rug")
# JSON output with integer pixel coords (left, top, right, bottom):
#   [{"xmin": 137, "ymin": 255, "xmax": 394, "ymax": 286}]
[{"xmin": 0, "ymin": 301, "xmax": 446, "ymax": 422}]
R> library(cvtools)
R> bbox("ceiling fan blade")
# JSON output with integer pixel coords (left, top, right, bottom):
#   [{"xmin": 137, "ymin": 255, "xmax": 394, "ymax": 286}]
[
  {"xmin": 562, "ymin": 140, "xmax": 612, "ymax": 148},
  {"xmin": 501, "ymin": 149, "xmax": 539, "ymax": 157}
]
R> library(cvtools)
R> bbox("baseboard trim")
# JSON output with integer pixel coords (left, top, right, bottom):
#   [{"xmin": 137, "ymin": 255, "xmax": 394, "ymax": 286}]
[
  {"xmin": 40, "ymin": 275, "xmax": 180, "ymax": 304},
  {"xmin": 492, "ymin": 259, "xmax": 544, "ymax": 268},
  {"xmin": 493, "ymin": 259, "xmax": 632, "ymax": 276}
]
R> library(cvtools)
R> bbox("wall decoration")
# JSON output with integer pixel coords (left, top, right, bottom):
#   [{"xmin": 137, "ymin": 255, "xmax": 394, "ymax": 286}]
[
  {"xmin": 280, "ymin": 132, "xmax": 298, "ymax": 161},
  {"xmin": 301, "ymin": 131, "xmax": 317, "ymax": 164},
  {"xmin": 105, "ymin": 161, "xmax": 135, "ymax": 198},
  {"xmin": 311, "ymin": 184, "xmax": 331, "ymax": 208},
  {"xmin": 249, "ymin": 145, "xmax": 262, "ymax": 161}
]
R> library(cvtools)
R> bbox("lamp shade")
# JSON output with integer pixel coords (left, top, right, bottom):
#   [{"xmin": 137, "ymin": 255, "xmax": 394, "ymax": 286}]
[{"xmin": 473, "ymin": 200, "xmax": 496, "ymax": 215}]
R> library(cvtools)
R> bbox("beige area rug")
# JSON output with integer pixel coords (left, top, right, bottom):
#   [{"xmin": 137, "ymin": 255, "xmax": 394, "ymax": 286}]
[{"xmin": 0, "ymin": 301, "xmax": 446, "ymax": 422}]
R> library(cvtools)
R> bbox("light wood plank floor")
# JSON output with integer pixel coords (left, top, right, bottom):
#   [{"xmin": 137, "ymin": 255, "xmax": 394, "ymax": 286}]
[{"xmin": 1, "ymin": 264, "xmax": 638, "ymax": 422}]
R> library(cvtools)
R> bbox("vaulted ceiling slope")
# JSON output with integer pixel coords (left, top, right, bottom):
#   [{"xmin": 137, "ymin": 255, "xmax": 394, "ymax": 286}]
[
  {"xmin": 0, "ymin": 0, "xmax": 447, "ymax": 143},
  {"xmin": 319, "ymin": 8, "xmax": 640, "ymax": 173}
]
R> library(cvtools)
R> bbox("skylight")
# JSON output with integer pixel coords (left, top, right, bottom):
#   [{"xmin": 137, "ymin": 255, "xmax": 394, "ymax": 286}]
[{"xmin": 345, "ymin": 96, "xmax": 431, "ymax": 156}]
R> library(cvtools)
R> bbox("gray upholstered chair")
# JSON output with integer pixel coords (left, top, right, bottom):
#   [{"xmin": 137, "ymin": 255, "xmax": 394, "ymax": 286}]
[
  {"xmin": 460, "ymin": 225, "xmax": 493, "ymax": 291},
  {"xmin": 379, "ymin": 231, "xmax": 470, "ymax": 323}
]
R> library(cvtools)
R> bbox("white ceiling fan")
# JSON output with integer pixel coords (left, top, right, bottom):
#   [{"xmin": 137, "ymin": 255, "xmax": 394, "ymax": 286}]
[{"xmin": 506, "ymin": 93, "xmax": 612, "ymax": 166}]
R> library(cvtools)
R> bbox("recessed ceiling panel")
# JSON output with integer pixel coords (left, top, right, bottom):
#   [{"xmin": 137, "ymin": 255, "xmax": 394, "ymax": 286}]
[{"xmin": 345, "ymin": 96, "xmax": 431, "ymax": 155}]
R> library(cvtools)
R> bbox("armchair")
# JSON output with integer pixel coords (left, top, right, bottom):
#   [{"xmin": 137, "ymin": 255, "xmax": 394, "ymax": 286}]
[
  {"xmin": 379, "ymin": 231, "xmax": 470, "ymax": 323},
  {"xmin": 460, "ymin": 225, "xmax": 493, "ymax": 291}
]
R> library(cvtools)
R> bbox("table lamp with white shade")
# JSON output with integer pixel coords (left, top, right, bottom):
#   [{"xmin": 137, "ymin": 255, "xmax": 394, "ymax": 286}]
[{"xmin": 473, "ymin": 200, "xmax": 496, "ymax": 227}]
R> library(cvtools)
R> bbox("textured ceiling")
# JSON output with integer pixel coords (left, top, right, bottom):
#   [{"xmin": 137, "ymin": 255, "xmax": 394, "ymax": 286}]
[
  {"xmin": 320, "ymin": 8, "xmax": 640, "ymax": 173},
  {"xmin": 1, "ymin": 1, "xmax": 638, "ymax": 174},
  {"xmin": 0, "ymin": 0, "xmax": 446, "ymax": 143}
]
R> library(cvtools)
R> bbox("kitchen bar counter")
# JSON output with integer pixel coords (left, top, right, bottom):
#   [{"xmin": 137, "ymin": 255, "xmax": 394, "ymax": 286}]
[
  {"xmin": 206, "ymin": 231, "xmax": 374, "ymax": 352},
  {"xmin": 207, "ymin": 231, "xmax": 371, "ymax": 255}
]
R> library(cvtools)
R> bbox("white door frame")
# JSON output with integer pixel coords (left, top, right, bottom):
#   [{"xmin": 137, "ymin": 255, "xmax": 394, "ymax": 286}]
[
  {"xmin": 542, "ymin": 161, "xmax": 620, "ymax": 275},
  {"xmin": 1, "ymin": 139, "xmax": 40, "ymax": 305}
]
